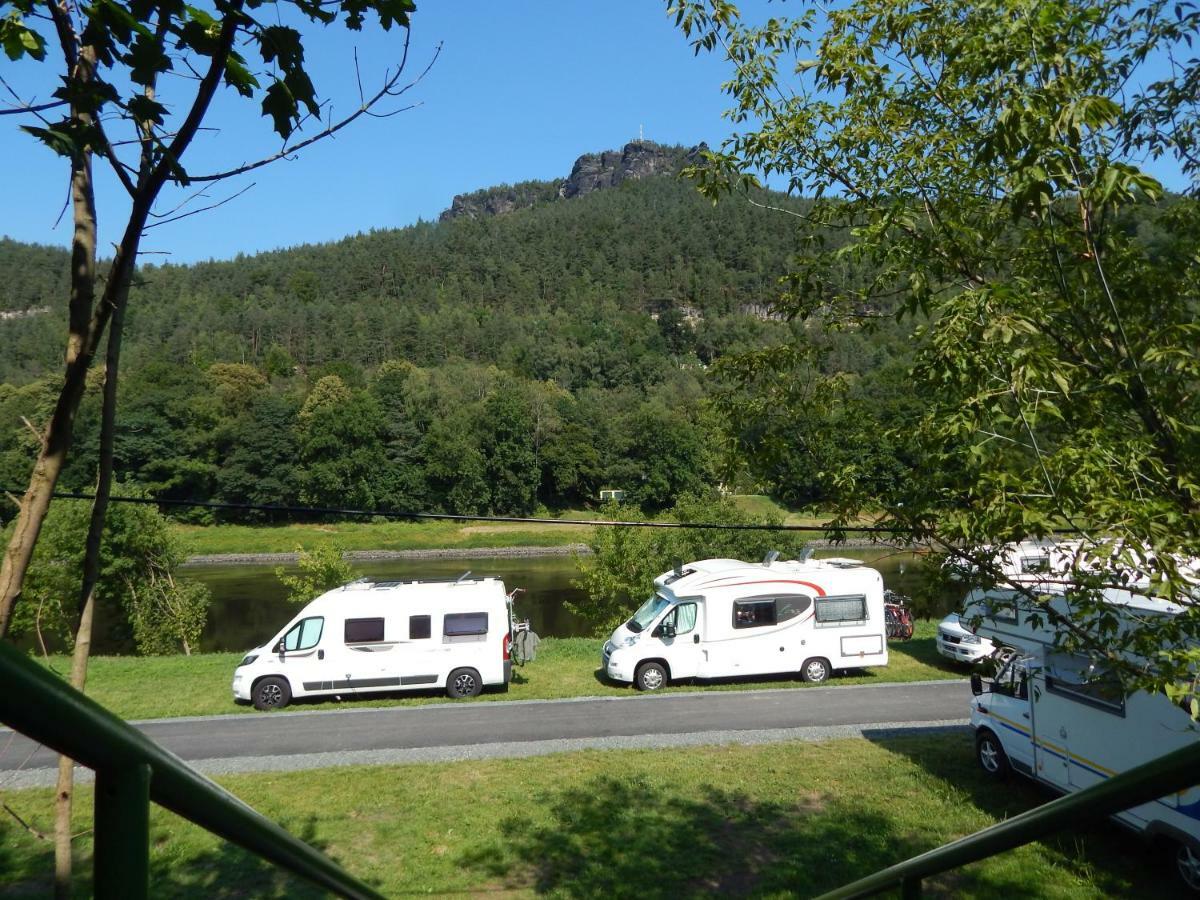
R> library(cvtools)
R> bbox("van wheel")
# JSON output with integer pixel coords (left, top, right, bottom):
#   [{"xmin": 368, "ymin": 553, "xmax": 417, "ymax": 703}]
[
  {"xmin": 447, "ymin": 668, "xmax": 482, "ymax": 699},
  {"xmin": 253, "ymin": 677, "xmax": 291, "ymax": 711},
  {"xmin": 635, "ymin": 662, "xmax": 668, "ymax": 692},
  {"xmin": 975, "ymin": 729, "xmax": 1011, "ymax": 780},
  {"xmin": 1176, "ymin": 841, "xmax": 1200, "ymax": 892},
  {"xmin": 801, "ymin": 657, "xmax": 831, "ymax": 684}
]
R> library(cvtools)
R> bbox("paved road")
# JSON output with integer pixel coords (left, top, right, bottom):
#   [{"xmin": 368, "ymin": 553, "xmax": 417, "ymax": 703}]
[{"xmin": 0, "ymin": 679, "xmax": 970, "ymax": 786}]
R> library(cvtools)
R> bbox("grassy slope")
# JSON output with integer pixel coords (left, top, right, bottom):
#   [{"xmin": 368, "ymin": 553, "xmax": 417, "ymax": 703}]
[
  {"xmin": 172, "ymin": 497, "xmax": 857, "ymax": 556},
  {"xmin": 36, "ymin": 622, "xmax": 960, "ymax": 721},
  {"xmin": 0, "ymin": 734, "xmax": 1166, "ymax": 897}
]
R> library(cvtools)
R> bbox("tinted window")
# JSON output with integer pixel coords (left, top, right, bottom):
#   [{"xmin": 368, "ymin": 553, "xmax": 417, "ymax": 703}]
[
  {"xmin": 283, "ymin": 617, "xmax": 323, "ymax": 651},
  {"xmin": 775, "ymin": 595, "xmax": 812, "ymax": 623},
  {"xmin": 734, "ymin": 600, "xmax": 776, "ymax": 629},
  {"xmin": 444, "ymin": 612, "xmax": 488, "ymax": 636},
  {"xmin": 409, "ymin": 615, "xmax": 431, "ymax": 640},
  {"xmin": 345, "ymin": 617, "xmax": 385, "ymax": 643},
  {"xmin": 815, "ymin": 595, "xmax": 867, "ymax": 625}
]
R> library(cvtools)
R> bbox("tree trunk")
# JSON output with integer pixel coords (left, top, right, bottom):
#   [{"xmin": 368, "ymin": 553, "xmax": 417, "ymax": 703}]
[
  {"xmin": 0, "ymin": 42, "xmax": 99, "ymax": 638},
  {"xmin": 51, "ymin": 173, "xmax": 132, "ymax": 899},
  {"xmin": 51, "ymin": 592, "xmax": 94, "ymax": 899}
]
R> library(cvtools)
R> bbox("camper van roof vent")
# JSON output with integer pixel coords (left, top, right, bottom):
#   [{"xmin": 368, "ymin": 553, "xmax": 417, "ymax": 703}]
[
  {"xmin": 822, "ymin": 557, "xmax": 863, "ymax": 569},
  {"xmin": 762, "ymin": 550, "xmax": 780, "ymax": 566},
  {"xmin": 663, "ymin": 567, "xmax": 694, "ymax": 586},
  {"xmin": 372, "ymin": 581, "xmax": 403, "ymax": 589}
]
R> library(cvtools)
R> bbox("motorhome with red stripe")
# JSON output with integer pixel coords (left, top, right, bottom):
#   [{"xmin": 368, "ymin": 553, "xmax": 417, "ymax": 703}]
[{"xmin": 601, "ymin": 555, "xmax": 889, "ymax": 691}]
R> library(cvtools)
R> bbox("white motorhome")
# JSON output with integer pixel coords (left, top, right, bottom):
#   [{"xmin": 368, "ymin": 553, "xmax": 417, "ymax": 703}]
[
  {"xmin": 231, "ymin": 575, "xmax": 514, "ymax": 709},
  {"xmin": 601, "ymin": 555, "xmax": 889, "ymax": 691},
  {"xmin": 966, "ymin": 588, "xmax": 1200, "ymax": 889}
]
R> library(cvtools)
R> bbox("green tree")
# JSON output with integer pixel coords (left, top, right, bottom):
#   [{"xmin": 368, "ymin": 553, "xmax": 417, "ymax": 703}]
[
  {"xmin": 481, "ymin": 388, "xmax": 539, "ymax": 515},
  {"xmin": 672, "ymin": 0, "xmax": 1200, "ymax": 695},
  {"xmin": 4, "ymin": 494, "xmax": 208, "ymax": 654},
  {"xmin": 295, "ymin": 376, "xmax": 387, "ymax": 510},
  {"xmin": 276, "ymin": 544, "xmax": 354, "ymax": 604},
  {"xmin": 570, "ymin": 494, "xmax": 808, "ymax": 634}
]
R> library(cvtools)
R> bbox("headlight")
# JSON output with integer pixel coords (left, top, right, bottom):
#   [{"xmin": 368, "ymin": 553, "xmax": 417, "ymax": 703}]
[
  {"xmin": 238, "ymin": 654, "xmax": 259, "ymax": 667},
  {"xmin": 617, "ymin": 635, "xmax": 640, "ymax": 649},
  {"xmin": 960, "ymin": 635, "xmax": 982, "ymax": 645}
]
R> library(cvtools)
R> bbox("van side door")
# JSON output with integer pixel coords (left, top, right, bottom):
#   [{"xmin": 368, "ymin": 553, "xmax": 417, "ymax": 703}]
[
  {"xmin": 655, "ymin": 601, "xmax": 703, "ymax": 679},
  {"xmin": 276, "ymin": 616, "xmax": 327, "ymax": 695}
]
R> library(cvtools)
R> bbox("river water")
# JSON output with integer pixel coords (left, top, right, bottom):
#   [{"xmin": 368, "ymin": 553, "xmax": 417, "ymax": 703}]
[{"xmin": 182, "ymin": 548, "xmax": 953, "ymax": 653}]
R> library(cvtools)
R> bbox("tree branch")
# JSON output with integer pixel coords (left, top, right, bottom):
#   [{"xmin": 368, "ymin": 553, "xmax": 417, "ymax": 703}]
[{"xmin": 188, "ymin": 33, "xmax": 437, "ymax": 183}]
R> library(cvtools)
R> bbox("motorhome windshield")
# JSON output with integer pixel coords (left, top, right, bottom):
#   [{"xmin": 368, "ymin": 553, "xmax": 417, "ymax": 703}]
[{"xmin": 627, "ymin": 594, "xmax": 671, "ymax": 633}]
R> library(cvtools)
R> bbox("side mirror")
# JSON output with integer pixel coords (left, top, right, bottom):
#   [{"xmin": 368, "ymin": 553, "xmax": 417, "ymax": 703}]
[
  {"xmin": 970, "ymin": 673, "xmax": 984, "ymax": 696},
  {"xmin": 274, "ymin": 639, "xmax": 286, "ymax": 654},
  {"xmin": 654, "ymin": 622, "xmax": 676, "ymax": 639}
]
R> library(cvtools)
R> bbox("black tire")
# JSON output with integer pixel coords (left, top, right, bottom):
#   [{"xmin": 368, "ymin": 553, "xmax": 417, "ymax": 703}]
[
  {"xmin": 446, "ymin": 667, "xmax": 483, "ymax": 699},
  {"xmin": 635, "ymin": 661, "xmax": 668, "ymax": 692},
  {"xmin": 1175, "ymin": 841, "xmax": 1200, "ymax": 893},
  {"xmin": 252, "ymin": 676, "xmax": 291, "ymax": 711},
  {"xmin": 975, "ymin": 729, "xmax": 1011, "ymax": 780},
  {"xmin": 801, "ymin": 657, "xmax": 831, "ymax": 684}
]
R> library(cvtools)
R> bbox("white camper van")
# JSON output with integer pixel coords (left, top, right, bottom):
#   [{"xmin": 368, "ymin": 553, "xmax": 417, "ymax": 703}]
[
  {"xmin": 231, "ymin": 576, "xmax": 514, "ymax": 709},
  {"xmin": 966, "ymin": 588, "xmax": 1200, "ymax": 889},
  {"xmin": 602, "ymin": 555, "xmax": 889, "ymax": 691}
]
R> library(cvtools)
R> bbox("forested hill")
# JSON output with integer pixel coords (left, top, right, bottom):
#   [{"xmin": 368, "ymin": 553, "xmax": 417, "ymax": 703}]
[
  {"xmin": 4, "ymin": 164, "xmax": 868, "ymax": 521},
  {"xmin": 1, "ymin": 172, "xmax": 808, "ymax": 388}
]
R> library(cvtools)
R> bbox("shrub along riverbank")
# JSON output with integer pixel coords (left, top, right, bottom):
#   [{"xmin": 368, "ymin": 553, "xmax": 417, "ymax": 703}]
[
  {"xmin": 0, "ymin": 733, "xmax": 1163, "ymax": 896},
  {"xmin": 35, "ymin": 624, "xmax": 957, "ymax": 721}
]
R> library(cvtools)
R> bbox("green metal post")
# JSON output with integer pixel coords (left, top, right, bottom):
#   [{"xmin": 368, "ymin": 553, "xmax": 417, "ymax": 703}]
[{"xmin": 94, "ymin": 762, "xmax": 151, "ymax": 900}]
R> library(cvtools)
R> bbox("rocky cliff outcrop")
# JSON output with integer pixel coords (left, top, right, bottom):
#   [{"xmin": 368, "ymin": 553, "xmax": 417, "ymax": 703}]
[{"xmin": 440, "ymin": 140, "xmax": 706, "ymax": 221}]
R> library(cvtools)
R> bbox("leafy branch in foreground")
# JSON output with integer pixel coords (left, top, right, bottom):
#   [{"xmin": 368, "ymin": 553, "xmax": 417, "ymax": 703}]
[{"xmin": 670, "ymin": 0, "xmax": 1199, "ymax": 696}]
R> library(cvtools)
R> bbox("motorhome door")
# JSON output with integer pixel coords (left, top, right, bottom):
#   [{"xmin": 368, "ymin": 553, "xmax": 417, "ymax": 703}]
[{"xmin": 656, "ymin": 601, "xmax": 703, "ymax": 680}]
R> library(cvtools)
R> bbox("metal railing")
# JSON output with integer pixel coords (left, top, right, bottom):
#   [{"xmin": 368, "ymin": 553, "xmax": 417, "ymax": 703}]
[
  {"xmin": 0, "ymin": 641, "xmax": 384, "ymax": 899},
  {"xmin": 817, "ymin": 737, "xmax": 1200, "ymax": 898}
]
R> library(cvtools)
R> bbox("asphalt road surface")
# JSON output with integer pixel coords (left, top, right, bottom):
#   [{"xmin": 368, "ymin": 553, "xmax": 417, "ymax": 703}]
[{"xmin": 1, "ymin": 679, "xmax": 971, "ymax": 788}]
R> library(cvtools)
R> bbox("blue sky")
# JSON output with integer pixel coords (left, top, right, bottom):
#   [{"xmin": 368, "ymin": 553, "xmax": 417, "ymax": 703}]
[{"xmin": 1, "ymin": 2, "xmax": 736, "ymax": 263}]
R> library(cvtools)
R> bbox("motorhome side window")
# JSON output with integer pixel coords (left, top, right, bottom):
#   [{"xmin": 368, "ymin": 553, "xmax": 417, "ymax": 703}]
[
  {"xmin": 344, "ymin": 617, "xmax": 385, "ymax": 644},
  {"xmin": 409, "ymin": 615, "xmax": 431, "ymax": 640},
  {"xmin": 1046, "ymin": 654, "xmax": 1126, "ymax": 716},
  {"xmin": 814, "ymin": 595, "xmax": 867, "ymax": 626},
  {"xmin": 444, "ymin": 612, "xmax": 488, "ymax": 643},
  {"xmin": 734, "ymin": 599, "xmax": 776, "ymax": 628},
  {"xmin": 283, "ymin": 617, "xmax": 323, "ymax": 651}
]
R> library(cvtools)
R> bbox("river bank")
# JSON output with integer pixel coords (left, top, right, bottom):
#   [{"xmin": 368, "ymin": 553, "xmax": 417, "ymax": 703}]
[
  {"xmin": 183, "ymin": 543, "xmax": 592, "ymax": 566},
  {"xmin": 183, "ymin": 537, "xmax": 908, "ymax": 567}
]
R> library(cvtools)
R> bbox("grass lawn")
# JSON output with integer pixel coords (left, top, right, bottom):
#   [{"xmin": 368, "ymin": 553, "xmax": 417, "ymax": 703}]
[
  {"xmin": 171, "ymin": 498, "xmax": 875, "ymax": 557},
  {"xmin": 33, "ymin": 621, "xmax": 963, "ymax": 721},
  {"xmin": 0, "ymin": 733, "xmax": 1172, "ymax": 897},
  {"xmin": 173, "ymin": 517, "xmax": 594, "ymax": 556}
]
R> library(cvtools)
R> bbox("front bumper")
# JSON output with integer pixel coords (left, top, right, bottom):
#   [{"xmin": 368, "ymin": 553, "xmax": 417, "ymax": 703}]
[
  {"xmin": 936, "ymin": 634, "xmax": 990, "ymax": 663},
  {"xmin": 602, "ymin": 641, "xmax": 632, "ymax": 683},
  {"xmin": 231, "ymin": 671, "xmax": 251, "ymax": 701}
]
